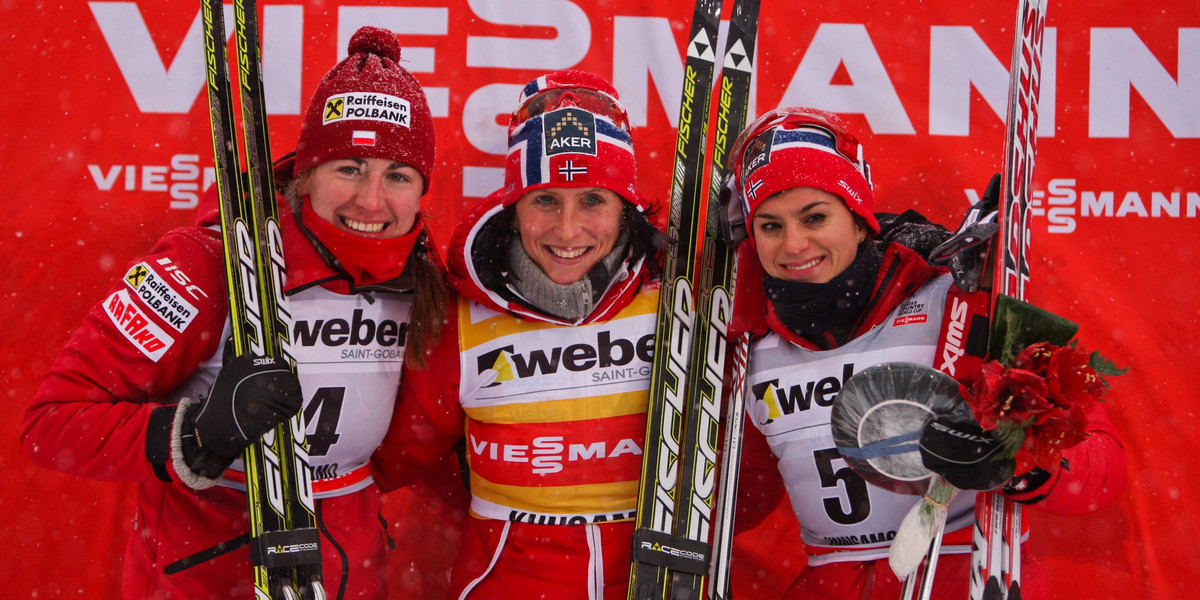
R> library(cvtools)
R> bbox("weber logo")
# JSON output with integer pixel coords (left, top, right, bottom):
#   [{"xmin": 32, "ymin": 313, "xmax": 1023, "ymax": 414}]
[
  {"xmin": 103, "ymin": 289, "xmax": 174, "ymax": 361},
  {"xmin": 475, "ymin": 330, "xmax": 654, "ymax": 386},
  {"xmin": 752, "ymin": 363, "xmax": 855, "ymax": 423},
  {"xmin": 293, "ymin": 309, "xmax": 408, "ymax": 348}
]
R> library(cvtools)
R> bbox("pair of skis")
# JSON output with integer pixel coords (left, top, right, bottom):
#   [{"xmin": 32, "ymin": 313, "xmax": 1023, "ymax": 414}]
[
  {"xmin": 201, "ymin": 1, "xmax": 324, "ymax": 599},
  {"xmin": 628, "ymin": 1, "xmax": 759, "ymax": 599}
]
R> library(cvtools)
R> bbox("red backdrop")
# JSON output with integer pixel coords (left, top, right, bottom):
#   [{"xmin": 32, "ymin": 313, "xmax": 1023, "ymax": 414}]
[{"xmin": 2, "ymin": 0, "xmax": 1197, "ymax": 597}]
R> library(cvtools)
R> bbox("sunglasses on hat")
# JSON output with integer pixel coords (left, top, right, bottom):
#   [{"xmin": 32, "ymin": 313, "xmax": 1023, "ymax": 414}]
[{"xmin": 513, "ymin": 87, "xmax": 631, "ymax": 133}]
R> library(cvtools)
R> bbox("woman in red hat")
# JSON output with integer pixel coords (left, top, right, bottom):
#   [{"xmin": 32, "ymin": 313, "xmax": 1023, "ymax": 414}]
[
  {"xmin": 725, "ymin": 107, "xmax": 1127, "ymax": 599},
  {"xmin": 373, "ymin": 69, "xmax": 665, "ymax": 599},
  {"xmin": 21, "ymin": 26, "xmax": 461, "ymax": 600}
]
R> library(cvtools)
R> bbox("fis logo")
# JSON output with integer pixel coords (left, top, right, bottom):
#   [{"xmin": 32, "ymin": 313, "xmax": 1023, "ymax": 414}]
[
  {"xmin": 543, "ymin": 107, "xmax": 597, "ymax": 156},
  {"xmin": 752, "ymin": 363, "xmax": 856, "ymax": 424},
  {"xmin": 475, "ymin": 330, "xmax": 654, "ymax": 386}
]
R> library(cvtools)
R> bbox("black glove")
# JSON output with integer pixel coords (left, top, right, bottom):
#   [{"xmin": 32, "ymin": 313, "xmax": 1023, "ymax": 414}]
[
  {"xmin": 919, "ymin": 414, "xmax": 1014, "ymax": 491},
  {"xmin": 928, "ymin": 174, "xmax": 1002, "ymax": 292},
  {"xmin": 182, "ymin": 350, "xmax": 303, "ymax": 479}
]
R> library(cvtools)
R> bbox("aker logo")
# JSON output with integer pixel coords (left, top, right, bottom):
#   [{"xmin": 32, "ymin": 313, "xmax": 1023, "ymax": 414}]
[
  {"xmin": 323, "ymin": 92, "xmax": 410, "ymax": 128},
  {"xmin": 103, "ymin": 289, "xmax": 174, "ymax": 361},
  {"xmin": 741, "ymin": 129, "xmax": 773, "ymax": 179},
  {"xmin": 543, "ymin": 107, "xmax": 597, "ymax": 156},
  {"xmin": 752, "ymin": 363, "xmax": 855, "ymax": 424},
  {"xmin": 475, "ymin": 330, "xmax": 654, "ymax": 386},
  {"xmin": 124, "ymin": 261, "xmax": 197, "ymax": 332},
  {"xmin": 293, "ymin": 309, "xmax": 408, "ymax": 348}
]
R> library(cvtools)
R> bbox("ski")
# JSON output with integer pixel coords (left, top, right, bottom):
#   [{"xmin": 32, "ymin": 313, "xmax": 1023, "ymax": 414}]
[
  {"xmin": 672, "ymin": 1, "xmax": 760, "ymax": 599},
  {"xmin": 969, "ymin": 1, "xmax": 1050, "ymax": 599},
  {"xmin": 628, "ymin": 0, "xmax": 724, "ymax": 597},
  {"xmin": 201, "ymin": 1, "xmax": 323, "ymax": 599}
]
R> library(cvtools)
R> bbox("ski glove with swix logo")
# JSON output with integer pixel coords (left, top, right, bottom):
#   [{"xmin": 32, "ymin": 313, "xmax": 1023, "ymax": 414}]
[
  {"xmin": 919, "ymin": 414, "xmax": 1015, "ymax": 491},
  {"xmin": 182, "ymin": 345, "xmax": 304, "ymax": 480}
]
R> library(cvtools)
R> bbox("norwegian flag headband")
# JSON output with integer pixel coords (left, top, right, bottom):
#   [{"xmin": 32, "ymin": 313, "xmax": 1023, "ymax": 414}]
[
  {"xmin": 728, "ymin": 107, "xmax": 879, "ymax": 237},
  {"xmin": 503, "ymin": 106, "xmax": 641, "ymax": 208}
]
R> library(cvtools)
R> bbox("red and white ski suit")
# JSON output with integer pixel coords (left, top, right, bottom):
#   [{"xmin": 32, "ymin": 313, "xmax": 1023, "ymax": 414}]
[
  {"xmin": 21, "ymin": 191, "xmax": 456, "ymax": 600},
  {"xmin": 374, "ymin": 193, "xmax": 660, "ymax": 600},
  {"xmin": 734, "ymin": 243, "xmax": 1128, "ymax": 600}
]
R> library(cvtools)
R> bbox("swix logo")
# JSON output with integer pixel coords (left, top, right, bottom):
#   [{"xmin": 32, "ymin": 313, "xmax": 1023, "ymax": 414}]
[
  {"xmin": 293, "ymin": 309, "xmax": 408, "ymax": 348},
  {"xmin": 469, "ymin": 434, "xmax": 642, "ymax": 475},
  {"xmin": 938, "ymin": 297, "xmax": 969, "ymax": 376},
  {"xmin": 752, "ymin": 363, "xmax": 855, "ymax": 424},
  {"xmin": 929, "ymin": 421, "xmax": 990, "ymax": 444},
  {"xmin": 475, "ymin": 330, "xmax": 653, "ymax": 385}
]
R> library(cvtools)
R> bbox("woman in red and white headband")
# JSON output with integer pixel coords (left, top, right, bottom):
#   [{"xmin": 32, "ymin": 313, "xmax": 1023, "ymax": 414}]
[
  {"xmin": 374, "ymin": 69, "xmax": 666, "ymax": 599},
  {"xmin": 727, "ymin": 107, "xmax": 1127, "ymax": 599}
]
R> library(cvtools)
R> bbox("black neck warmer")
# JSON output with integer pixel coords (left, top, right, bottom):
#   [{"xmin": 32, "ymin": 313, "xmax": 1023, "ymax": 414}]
[{"xmin": 763, "ymin": 241, "xmax": 883, "ymax": 350}]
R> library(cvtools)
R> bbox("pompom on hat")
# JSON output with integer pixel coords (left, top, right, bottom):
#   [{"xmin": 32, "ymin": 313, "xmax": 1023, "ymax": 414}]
[
  {"xmin": 503, "ymin": 70, "xmax": 647, "ymax": 210},
  {"xmin": 726, "ymin": 107, "xmax": 878, "ymax": 237},
  {"xmin": 293, "ymin": 26, "xmax": 436, "ymax": 192}
]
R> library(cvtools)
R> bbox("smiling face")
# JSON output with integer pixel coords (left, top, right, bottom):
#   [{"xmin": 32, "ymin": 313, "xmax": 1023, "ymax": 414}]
[
  {"xmin": 298, "ymin": 157, "xmax": 424, "ymax": 239},
  {"xmin": 751, "ymin": 186, "xmax": 865, "ymax": 284},
  {"xmin": 512, "ymin": 187, "xmax": 625, "ymax": 284}
]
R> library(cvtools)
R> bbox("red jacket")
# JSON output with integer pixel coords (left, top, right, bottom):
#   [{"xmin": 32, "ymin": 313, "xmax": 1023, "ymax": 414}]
[{"xmin": 21, "ymin": 190, "xmax": 449, "ymax": 600}]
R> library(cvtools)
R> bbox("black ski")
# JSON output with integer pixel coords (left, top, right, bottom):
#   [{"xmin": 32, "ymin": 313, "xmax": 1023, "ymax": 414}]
[
  {"xmin": 201, "ymin": 1, "xmax": 323, "ymax": 598},
  {"xmin": 628, "ymin": 0, "xmax": 724, "ymax": 598},
  {"xmin": 671, "ymin": 1, "xmax": 760, "ymax": 599}
]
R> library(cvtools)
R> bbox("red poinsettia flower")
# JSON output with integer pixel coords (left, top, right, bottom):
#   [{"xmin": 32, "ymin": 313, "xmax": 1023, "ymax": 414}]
[
  {"xmin": 963, "ymin": 362, "xmax": 1051, "ymax": 430},
  {"xmin": 1044, "ymin": 346, "xmax": 1106, "ymax": 409},
  {"xmin": 961, "ymin": 341, "xmax": 1115, "ymax": 476},
  {"xmin": 1014, "ymin": 406, "xmax": 1090, "ymax": 473}
]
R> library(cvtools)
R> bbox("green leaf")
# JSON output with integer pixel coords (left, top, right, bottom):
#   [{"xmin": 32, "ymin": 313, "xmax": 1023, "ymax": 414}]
[
  {"xmin": 988, "ymin": 295, "xmax": 1080, "ymax": 365},
  {"xmin": 1089, "ymin": 350, "xmax": 1129, "ymax": 378}
]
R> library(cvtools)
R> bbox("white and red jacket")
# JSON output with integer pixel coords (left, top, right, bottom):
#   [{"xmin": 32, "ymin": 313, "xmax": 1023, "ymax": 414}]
[
  {"xmin": 734, "ymin": 243, "xmax": 1127, "ymax": 599},
  {"xmin": 374, "ymin": 192, "xmax": 660, "ymax": 600},
  {"xmin": 21, "ymin": 190, "xmax": 448, "ymax": 600}
]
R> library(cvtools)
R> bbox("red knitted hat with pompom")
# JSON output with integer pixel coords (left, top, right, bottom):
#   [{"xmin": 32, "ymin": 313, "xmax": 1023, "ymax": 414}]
[{"xmin": 294, "ymin": 26, "xmax": 435, "ymax": 192}]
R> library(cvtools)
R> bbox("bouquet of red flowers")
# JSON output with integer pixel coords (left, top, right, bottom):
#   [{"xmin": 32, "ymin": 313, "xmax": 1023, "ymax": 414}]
[{"xmin": 961, "ymin": 297, "xmax": 1126, "ymax": 475}]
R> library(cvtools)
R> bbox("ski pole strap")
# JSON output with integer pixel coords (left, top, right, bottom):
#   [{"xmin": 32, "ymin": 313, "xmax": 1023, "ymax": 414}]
[
  {"xmin": 250, "ymin": 527, "xmax": 323, "ymax": 569},
  {"xmin": 630, "ymin": 528, "xmax": 712, "ymax": 575},
  {"xmin": 837, "ymin": 430, "xmax": 922, "ymax": 460},
  {"xmin": 163, "ymin": 533, "xmax": 252, "ymax": 574}
]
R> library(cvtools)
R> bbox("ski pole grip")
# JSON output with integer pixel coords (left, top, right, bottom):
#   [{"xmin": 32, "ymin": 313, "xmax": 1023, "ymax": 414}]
[{"xmin": 630, "ymin": 528, "xmax": 712, "ymax": 575}]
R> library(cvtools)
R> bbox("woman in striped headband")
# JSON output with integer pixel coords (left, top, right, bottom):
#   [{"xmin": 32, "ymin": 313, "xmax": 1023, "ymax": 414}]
[{"xmin": 374, "ymin": 69, "xmax": 666, "ymax": 599}]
